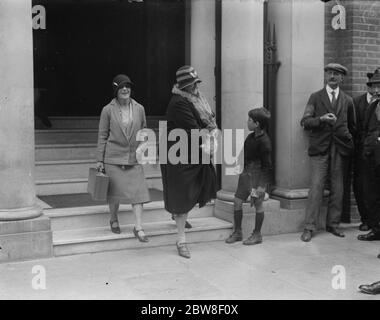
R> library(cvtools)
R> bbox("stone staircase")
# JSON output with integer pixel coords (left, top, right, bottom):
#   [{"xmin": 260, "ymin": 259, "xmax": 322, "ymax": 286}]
[
  {"xmin": 35, "ymin": 116, "xmax": 162, "ymax": 195},
  {"xmin": 43, "ymin": 201, "xmax": 232, "ymax": 257},
  {"xmin": 34, "ymin": 116, "xmax": 233, "ymax": 257}
]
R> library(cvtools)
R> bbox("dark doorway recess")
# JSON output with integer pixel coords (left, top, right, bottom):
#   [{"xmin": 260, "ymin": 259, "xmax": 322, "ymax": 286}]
[{"xmin": 33, "ymin": 0, "xmax": 187, "ymax": 117}]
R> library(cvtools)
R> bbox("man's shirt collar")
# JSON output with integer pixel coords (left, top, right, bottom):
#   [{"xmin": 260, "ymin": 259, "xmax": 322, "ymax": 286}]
[{"xmin": 367, "ymin": 92, "xmax": 373, "ymax": 104}]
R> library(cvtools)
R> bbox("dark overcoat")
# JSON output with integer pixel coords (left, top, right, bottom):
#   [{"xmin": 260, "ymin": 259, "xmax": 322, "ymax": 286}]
[
  {"xmin": 300, "ymin": 88, "xmax": 356, "ymax": 157},
  {"xmin": 160, "ymin": 94, "xmax": 217, "ymax": 214},
  {"xmin": 363, "ymin": 98, "xmax": 380, "ymax": 166},
  {"xmin": 353, "ymin": 93, "xmax": 369, "ymax": 150}
]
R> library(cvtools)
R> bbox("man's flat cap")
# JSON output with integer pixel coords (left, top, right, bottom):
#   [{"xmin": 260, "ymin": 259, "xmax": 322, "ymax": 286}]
[{"xmin": 324, "ymin": 63, "xmax": 348, "ymax": 75}]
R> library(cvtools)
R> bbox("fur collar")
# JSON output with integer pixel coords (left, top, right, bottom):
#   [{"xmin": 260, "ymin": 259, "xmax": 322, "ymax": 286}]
[{"xmin": 172, "ymin": 85, "xmax": 199, "ymax": 102}]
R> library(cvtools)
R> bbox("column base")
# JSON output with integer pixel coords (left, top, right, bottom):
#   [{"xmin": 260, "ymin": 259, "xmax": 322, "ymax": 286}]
[
  {"xmin": 216, "ymin": 189, "xmax": 329, "ymax": 236},
  {"xmin": 0, "ymin": 215, "xmax": 53, "ymax": 263},
  {"xmin": 215, "ymin": 190, "xmax": 307, "ymax": 238},
  {"xmin": 0, "ymin": 205, "xmax": 43, "ymax": 221},
  {"xmin": 271, "ymin": 188, "xmax": 330, "ymax": 210}
]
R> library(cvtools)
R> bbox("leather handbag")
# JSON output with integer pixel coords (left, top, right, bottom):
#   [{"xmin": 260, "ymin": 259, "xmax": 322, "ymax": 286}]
[{"xmin": 87, "ymin": 167, "xmax": 109, "ymax": 201}]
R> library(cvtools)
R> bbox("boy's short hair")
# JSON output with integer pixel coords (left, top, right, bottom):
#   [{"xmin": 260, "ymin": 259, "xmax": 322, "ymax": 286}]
[{"xmin": 248, "ymin": 107, "xmax": 271, "ymax": 129}]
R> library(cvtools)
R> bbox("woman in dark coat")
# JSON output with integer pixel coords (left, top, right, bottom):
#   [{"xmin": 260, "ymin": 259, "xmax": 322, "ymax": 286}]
[{"xmin": 160, "ymin": 65, "xmax": 217, "ymax": 258}]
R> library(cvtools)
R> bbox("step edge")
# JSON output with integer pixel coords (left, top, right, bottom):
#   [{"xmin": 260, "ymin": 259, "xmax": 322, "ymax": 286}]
[
  {"xmin": 53, "ymin": 220, "xmax": 232, "ymax": 246},
  {"xmin": 36, "ymin": 159, "xmax": 97, "ymax": 165},
  {"xmin": 44, "ymin": 201, "xmax": 214, "ymax": 218},
  {"xmin": 45, "ymin": 201, "xmax": 166, "ymax": 217},
  {"xmin": 35, "ymin": 172, "xmax": 162, "ymax": 185},
  {"xmin": 36, "ymin": 159, "xmax": 159, "ymax": 165},
  {"xmin": 35, "ymin": 129, "xmax": 99, "ymax": 133},
  {"xmin": 36, "ymin": 143, "xmax": 98, "ymax": 149}
]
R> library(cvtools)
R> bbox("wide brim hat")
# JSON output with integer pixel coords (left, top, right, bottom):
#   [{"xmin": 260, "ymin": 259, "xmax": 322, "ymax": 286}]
[
  {"xmin": 112, "ymin": 74, "xmax": 133, "ymax": 96},
  {"xmin": 367, "ymin": 70, "xmax": 380, "ymax": 86},
  {"xmin": 324, "ymin": 63, "xmax": 348, "ymax": 75},
  {"xmin": 176, "ymin": 65, "xmax": 202, "ymax": 90}
]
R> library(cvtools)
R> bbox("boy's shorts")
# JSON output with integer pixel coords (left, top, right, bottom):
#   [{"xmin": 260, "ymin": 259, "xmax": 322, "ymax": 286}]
[{"xmin": 234, "ymin": 172, "xmax": 265, "ymax": 212}]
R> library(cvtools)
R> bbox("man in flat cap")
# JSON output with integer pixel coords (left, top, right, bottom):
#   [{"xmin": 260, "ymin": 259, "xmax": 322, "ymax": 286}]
[
  {"xmin": 300, "ymin": 63, "xmax": 356, "ymax": 242},
  {"xmin": 357, "ymin": 69, "xmax": 380, "ymax": 242},
  {"xmin": 349, "ymin": 68, "xmax": 380, "ymax": 232}
]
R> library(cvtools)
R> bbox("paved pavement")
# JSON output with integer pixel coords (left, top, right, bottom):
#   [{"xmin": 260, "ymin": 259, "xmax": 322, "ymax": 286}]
[{"xmin": 0, "ymin": 225, "xmax": 379, "ymax": 300}]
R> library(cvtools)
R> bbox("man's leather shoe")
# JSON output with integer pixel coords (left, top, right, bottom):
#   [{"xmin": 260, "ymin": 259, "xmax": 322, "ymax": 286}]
[
  {"xmin": 225, "ymin": 230, "xmax": 243, "ymax": 244},
  {"xmin": 301, "ymin": 229, "xmax": 312, "ymax": 242},
  {"xmin": 358, "ymin": 281, "xmax": 380, "ymax": 295},
  {"xmin": 357, "ymin": 230, "xmax": 380, "ymax": 241},
  {"xmin": 359, "ymin": 223, "xmax": 370, "ymax": 232},
  {"xmin": 243, "ymin": 231, "xmax": 262, "ymax": 245},
  {"xmin": 326, "ymin": 226, "xmax": 345, "ymax": 237}
]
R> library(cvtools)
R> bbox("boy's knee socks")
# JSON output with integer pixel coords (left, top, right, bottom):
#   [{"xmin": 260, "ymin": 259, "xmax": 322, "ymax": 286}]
[
  {"xmin": 234, "ymin": 210, "xmax": 243, "ymax": 231},
  {"xmin": 254, "ymin": 211, "xmax": 264, "ymax": 232}
]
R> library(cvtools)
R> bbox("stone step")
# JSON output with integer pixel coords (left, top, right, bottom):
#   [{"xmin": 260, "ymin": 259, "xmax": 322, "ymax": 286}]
[
  {"xmin": 52, "ymin": 216, "xmax": 232, "ymax": 257},
  {"xmin": 35, "ymin": 129, "xmax": 99, "ymax": 144},
  {"xmin": 47, "ymin": 116, "xmax": 165, "ymax": 130},
  {"xmin": 35, "ymin": 128, "xmax": 161, "ymax": 145},
  {"xmin": 35, "ymin": 159, "xmax": 163, "ymax": 195},
  {"xmin": 35, "ymin": 159, "xmax": 161, "ymax": 180},
  {"xmin": 35, "ymin": 141, "xmax": 158, "ymax": 162},
  {"xmin": 45, "ymin": 201, "xmax": 214, "ymax": 231},
  {"xmin": 35, "ymin": 175, "xmax": 163, "ymax": 196},
  {"xmin": 48, "ymin": 117, "xmax": 100, "ymax": 129},
  {"xmin": 35, "ymin": 143, "xmax": 98, "ymax": 161}
]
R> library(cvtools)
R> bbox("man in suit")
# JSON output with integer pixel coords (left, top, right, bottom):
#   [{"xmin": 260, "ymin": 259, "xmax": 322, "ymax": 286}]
[
  {"xmin": 351, "ymin": 68, "xmax": 380, "ymax": 232},
  {"xmin": 300, "ymin": 63, "xmax": 356, "ymax": 242},
  {"xmin": 357, "ymin": 70, "xmax": 380, "ymax": 242}
]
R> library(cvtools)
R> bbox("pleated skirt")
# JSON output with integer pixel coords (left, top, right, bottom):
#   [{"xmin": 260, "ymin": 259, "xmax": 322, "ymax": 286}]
[{"xmin": 104, "ymin": 164, "xmax": 150, "ymax": 204}]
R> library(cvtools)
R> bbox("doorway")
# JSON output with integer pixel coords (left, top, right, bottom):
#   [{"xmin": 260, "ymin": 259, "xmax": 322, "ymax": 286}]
[{"xmin": 33, "ymin": 0, "xmax": 188, "ymax": 118}]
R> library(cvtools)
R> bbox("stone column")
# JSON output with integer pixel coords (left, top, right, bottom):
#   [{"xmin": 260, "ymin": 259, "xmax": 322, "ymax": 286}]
[
  {"xmin": 214, "ymin": 0, "xmax": 285, "ymax": 238},
  {"xmin": 268, "ymin": 0, "xmax": 325, "ymax": 209},
  {"xmin": 0, "ymin": 0, "xmax": 52, "ymax": 262},
  {"xmin": 190, "ymin": 0, "xmax": 216, "ymax": 111},
  {"xmin": 220, "ymin": 0, "xmax": 264, "ymax": 193}
]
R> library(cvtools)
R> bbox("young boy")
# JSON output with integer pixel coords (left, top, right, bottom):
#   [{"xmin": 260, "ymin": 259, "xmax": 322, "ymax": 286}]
[{"xmin": 225, "ymin": 108, "xmax": 273, "ymax": 245}]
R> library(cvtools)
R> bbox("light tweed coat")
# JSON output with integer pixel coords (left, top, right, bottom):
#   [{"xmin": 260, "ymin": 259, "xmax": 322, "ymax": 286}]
[{"xmin": 97, "ymin": 98, "xmax": 147, "ymax": 165}]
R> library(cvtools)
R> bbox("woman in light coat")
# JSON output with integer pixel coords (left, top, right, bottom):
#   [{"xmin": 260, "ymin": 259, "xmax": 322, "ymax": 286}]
[{"xmin": 96, "ymin": 74, "xmax": 150, "ymax": 242}]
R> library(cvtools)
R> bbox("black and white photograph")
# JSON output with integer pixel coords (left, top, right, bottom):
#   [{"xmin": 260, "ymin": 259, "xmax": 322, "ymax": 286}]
[{"xmin": 0, "ymin": 0, "xmax": 380, "ymax": 304}]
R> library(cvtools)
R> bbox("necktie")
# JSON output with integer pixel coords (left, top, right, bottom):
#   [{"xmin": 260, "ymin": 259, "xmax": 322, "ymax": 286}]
[{"xmin": 331, "ymin": 90, "xmax": 337, "ymax": 110}]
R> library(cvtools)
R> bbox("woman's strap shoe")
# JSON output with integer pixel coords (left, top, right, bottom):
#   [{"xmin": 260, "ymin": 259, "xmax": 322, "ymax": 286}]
[
  {"xmin": 110, "ymin": 220, "xmax": 121, "ymax": 234},
  {"xmin": 176, "ymin": 242, "xmax": 191, "ymax": 259},
  {"xmin": 133, "ymin": 227, "xmax": 149, "ymax": 242}
]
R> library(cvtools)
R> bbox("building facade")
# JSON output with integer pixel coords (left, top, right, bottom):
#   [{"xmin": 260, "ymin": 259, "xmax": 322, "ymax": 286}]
[{"xmin": 0, "ymin": 0, "xmax": 379, "ymax": 262}]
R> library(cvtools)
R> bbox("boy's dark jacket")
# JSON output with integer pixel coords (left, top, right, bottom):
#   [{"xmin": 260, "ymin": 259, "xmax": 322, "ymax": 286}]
[{"xmin": 301, "ymin": 88, "xmax": 356, "ymax": 157}]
